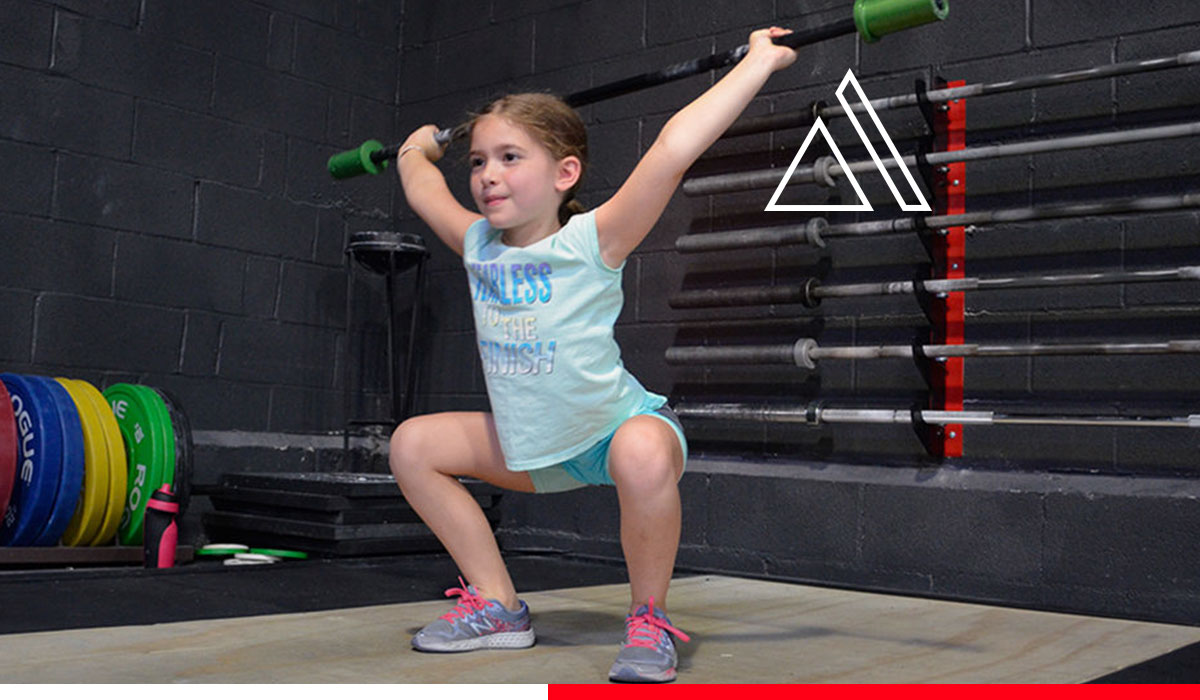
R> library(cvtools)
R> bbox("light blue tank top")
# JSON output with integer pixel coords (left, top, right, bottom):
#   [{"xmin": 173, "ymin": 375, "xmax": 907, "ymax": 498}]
[{"xmin": 462, "ymin": 210, "xmax": 665, "ymax": 470}]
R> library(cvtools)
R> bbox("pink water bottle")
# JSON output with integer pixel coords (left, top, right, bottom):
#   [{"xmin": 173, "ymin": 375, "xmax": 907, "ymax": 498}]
[{"xmin": 144, "ymin": 485, "xmax": 179, "ymax": 568}]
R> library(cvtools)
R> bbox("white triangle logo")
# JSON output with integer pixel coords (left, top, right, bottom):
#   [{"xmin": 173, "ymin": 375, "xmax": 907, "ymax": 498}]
[
  {"xmin": 765, "ymin": 69, "xmax": 932, "ymax": 213},
  {"xmin": 765, "ymin": 116, "xmax": 871, "ymax": 212}
]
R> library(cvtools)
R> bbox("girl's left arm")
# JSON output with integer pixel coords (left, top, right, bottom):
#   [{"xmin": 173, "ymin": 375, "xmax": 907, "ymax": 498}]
[{"xmin": 594, "ymin": 27, "xmax": 799, "ymax": 268}]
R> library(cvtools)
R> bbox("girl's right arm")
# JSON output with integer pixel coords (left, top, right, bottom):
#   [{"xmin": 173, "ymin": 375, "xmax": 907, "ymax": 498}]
[
  {"xmin": 396, "ymin": 125, "xmax": 480, "ymax": 257},
  {"xmin": 593, "ymin": 27, "xmax": 797, "ymax": 268}
]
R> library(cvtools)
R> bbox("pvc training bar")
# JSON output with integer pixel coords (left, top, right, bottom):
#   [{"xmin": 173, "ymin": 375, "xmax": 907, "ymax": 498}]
[
  {"xmin": 675, "ymin": 192, "xmax": 1200, "ymax": 253},
  {"xmin": 668, "ymin": 265, "xmax": 1200, "ymax": 309},
  {"xmin": 721, "ymin": 48, "xmax": 1200, "ymax": 139},
  {"xmin": 684, "ymin": 120, "xmax": 1200, "ymax": 196},
  {"xmin": 326, "ymin": 0, "xmax": 949, "ymax": 180},
  {"xmin": 665, "ymin": 339, "xmax": 1200, "ymax": 370},
  {"xmin": 673, "ymin": 402, "xmax": 1200, "ymax": 430}
]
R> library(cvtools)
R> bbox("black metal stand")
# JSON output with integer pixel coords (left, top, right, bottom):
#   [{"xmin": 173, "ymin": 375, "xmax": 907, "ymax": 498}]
[{"xmin": 342, "ymin": 231, "xmax": 428, "ymax": 469}]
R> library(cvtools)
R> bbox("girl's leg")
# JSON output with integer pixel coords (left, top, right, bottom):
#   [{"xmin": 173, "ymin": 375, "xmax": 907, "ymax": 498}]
[
  {"xmin": 607, "ymin": 415, "xmax": 686, "ymax": 613},
  {"xmin": 389, "ymin": 411, "xmax": 534, "ymax": 610}
]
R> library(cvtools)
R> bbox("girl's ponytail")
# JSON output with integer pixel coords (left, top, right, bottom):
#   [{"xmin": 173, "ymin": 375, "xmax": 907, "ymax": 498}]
[{"xmin": 559, "ymin": 194, "xmax": 586, "ymax": 224}]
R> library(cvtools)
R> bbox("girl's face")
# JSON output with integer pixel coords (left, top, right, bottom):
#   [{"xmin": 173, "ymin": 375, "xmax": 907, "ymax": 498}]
[{"xmin": 468, "ymin": 114, "xmax": 577, "ymax": 235}]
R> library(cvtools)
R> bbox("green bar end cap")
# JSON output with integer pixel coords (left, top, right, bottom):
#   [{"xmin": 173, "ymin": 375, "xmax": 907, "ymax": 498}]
[
  {"xmin": 327, "ymin": 139, "xmax": 386, "ymax": 179},
  {"xmin": 854, "ymin": 0, "xmax": 948, "ymax": 43}
]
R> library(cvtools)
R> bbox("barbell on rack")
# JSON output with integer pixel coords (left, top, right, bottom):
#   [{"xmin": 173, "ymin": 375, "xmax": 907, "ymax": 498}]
[
  {"xmin": 684, "ymin": 120, "xmax": 1200, "ymax": 196},
  {"xmin": 676, "ymin": 192, "xmax": 1200, "ymax": 253},
  {"xmin": 673, "ymin": 402, "xmax": 1200, "ymax": 430},
  {"xmin": 665, "ymin": 338, "xmax": 1200, "ymax": 369},
  {"xmin": 668, "ymin": 265, "xmax": 1200, "ymax": 309}
]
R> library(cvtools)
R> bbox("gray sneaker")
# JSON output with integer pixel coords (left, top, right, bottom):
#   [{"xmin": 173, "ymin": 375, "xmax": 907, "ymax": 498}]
[
  {"xmin": 608, "ymin": 598, "xmax": 690, "ymax": 683},
  {"xmin": 412, "ymin": 578, "xmax": 535, "ymax": 652}
]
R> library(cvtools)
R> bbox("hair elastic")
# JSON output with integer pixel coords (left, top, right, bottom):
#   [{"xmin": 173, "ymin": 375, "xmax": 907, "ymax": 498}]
[{"xmin": 399, "ymin": 144, "xmax": 426, "ymax": 160}]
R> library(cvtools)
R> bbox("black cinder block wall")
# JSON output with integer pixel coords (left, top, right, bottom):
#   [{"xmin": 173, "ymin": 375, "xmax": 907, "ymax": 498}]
[
  {"xmin": 0, "ymin": 1, "xmax": 405, "ymax": 539},
  {"xmin": 4, "ymin": 2, "xmax": 1200, "ymax": 624}
]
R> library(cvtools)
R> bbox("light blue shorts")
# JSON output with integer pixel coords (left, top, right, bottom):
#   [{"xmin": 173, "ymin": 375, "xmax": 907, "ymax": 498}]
[{"xmin": 525, "ymin": 401, "xmax": 688, "ymax": 494}]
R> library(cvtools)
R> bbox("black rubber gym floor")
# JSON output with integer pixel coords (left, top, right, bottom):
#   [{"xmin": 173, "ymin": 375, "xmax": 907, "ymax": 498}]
[
  {"xmin": 0, "ymin": 551, "xmax": 629, "ymax": 636},
  {"xmin": 0, "ymin": 551, "xmax": 1195, "ymax": 683}
]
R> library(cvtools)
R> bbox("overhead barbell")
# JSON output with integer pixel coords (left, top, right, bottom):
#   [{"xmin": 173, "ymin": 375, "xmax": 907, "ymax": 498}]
[
  {"xmin": 720, "ymin": 49, "xmax": 1200, "ymax": 139},
  {"xmin": 326, "ymin": 0, "xmax": 949, "ymax": 180}
]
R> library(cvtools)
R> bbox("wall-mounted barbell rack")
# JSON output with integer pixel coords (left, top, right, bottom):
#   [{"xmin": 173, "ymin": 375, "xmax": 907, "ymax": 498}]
[{"xmin": 671, "ymin": 48, "xmax": 1200, "ymax": 458}]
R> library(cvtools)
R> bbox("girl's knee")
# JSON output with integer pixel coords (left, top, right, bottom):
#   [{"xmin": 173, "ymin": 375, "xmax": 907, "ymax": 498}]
[
  {"xmin": 389, "ymin": 416, "xmax": 433, "ymax": 482},
  {"xmin": 609, "ymin": 419, "xmax": 683, "ymax": 493}
]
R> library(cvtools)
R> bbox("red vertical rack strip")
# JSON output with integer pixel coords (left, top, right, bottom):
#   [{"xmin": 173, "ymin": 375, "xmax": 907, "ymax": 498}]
[{"xmin": 926, "ymin": 81, "xmax": 966, "ymax": 458}]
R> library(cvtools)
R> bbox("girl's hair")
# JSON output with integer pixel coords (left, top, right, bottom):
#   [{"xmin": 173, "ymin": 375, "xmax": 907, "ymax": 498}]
[{"xmin": 470, "ymin": 92, "xmax": 588, "ymax": 225}]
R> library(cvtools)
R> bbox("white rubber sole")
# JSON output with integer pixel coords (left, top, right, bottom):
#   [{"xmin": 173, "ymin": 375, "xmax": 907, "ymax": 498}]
[
  {"xmin": 412, "ymin": 629, "xmax": 536, "ymax": 653},
  {"xmin": 608, "ymin": 662, "xmax": 677, "ymax": 683}
]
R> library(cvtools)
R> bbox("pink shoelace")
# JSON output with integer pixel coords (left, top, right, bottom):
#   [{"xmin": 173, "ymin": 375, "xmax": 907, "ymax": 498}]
[
  {"xmin": 439, "ymin": 577, "xmax": 491, "ymax": 622},
  {"xmin": 624, "ymin": 596, "xmax": 691, "ymax": 648}
]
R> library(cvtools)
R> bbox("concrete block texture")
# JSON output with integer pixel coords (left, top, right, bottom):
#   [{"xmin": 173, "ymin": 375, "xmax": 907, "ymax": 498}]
[
  {"xmin": 533, "ymin": 0, "xmax": 644, "ymax": 74},
  {"xmin": 268, "ymin": 384, "xmax": 347, "ymax": 433},
  {"xmin": 133, "ymin": 102, "xmax": 266, "ymax": 189},
  {"xmin": 217, "ymin": 317, "xmax": 339, "ymax": 387},
  {"xmin": 0, "ymin": 0, "xmax": 51, "ymax": 69},
  {"xmin": 54, "ymin": 153, "xmax": 195, "ymax": 238},
  {"xmin": 141, "ymin": 0, "xmax": 272, "ymax": 64},
  {"xmin": 152, "ymin": 375, "xmax": 273, "ymax": 433},
  {"xmin": 293, "ymin": 18, "xmax": 398, "ymax": 97},
  {"xmin": 180, "ymin": 311, "xmax": 222, "ymax": 377},
  {"xmin": 114, "ymin": 234, "xmax": 247, "ymax": 315},
  {"xmin": 1044, "ymin": 490, "xmax": 1200, "ymax": 592},
  {"xmin": 194, "ymin": 183, "xmax": 318, "ymax": 259},
  {"xmin": 212, "ymin": 57, "xmax": 329, "ymax": 141},
  {"xmin": 646, "ymin": 0, "xmax": 774, "ymax": 47},
  {"xmin": 33, "ymin": 294, "xmax": 185, "ymax": 373},
  {"xmin": 437, "ymin": 21, "xmax": 535, "ymax": 95},
  {"xmin": 860, "ymin": 482, "xmax": 1043, "ymax": 583},
  {"xmin": 0, "ymin": 289, "xmax": 35, "ymax": 364},
  {"xmin": 0, "ymin": 214, "xmax": 115, "ymax": 298},
  {"xmin": 275, "ymin": 260, "xmax": 347, "ymax": 327},
  {"xmin": 703, "ymin": 472, "xmax": 859, "ymax": 563},
  {"xmin": 50, "ymin": 0, "xmax": 139, "ymax": 27},
  {"xmin": 0, "ymin": 0, "xmax": 407, "ymax": 432},
  {"xmin": 51, "ymin": 12, "xmax": 214, "ymax": 111},
  {"xmin": 1032, "ymin": 0, "xmax": 1200, "ymax": 48},
  {"xmin": 0, "ymin": 64, "xmax": 134, "ymax": 160},
  {"xmin": 0, "ymin": 140, "xmax": 54, "ymax": 216},
  {"xmin": 495, "ymin": 460, "xmax": 1200, "ymax": 623}
]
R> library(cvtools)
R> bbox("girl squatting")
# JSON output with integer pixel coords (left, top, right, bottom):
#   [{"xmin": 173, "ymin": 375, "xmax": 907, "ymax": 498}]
[{"xmin": 389, "ymin": 27, "xmax": 798, "ymax": 683}]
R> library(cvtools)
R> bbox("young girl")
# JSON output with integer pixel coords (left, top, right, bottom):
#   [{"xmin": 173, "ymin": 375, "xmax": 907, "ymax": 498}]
[{"xmin": 389, "ymin": 27, "xmax": 798, "ymax": 683}]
